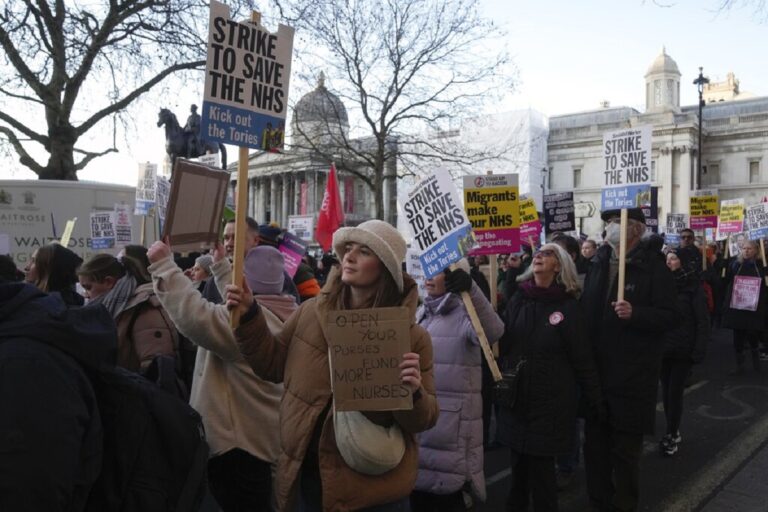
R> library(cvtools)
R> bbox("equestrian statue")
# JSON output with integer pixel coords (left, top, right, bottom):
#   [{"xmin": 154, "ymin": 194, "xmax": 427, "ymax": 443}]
[{"xmin": 157, "ymin": 105, "xmax": 227, "ymax": 171}]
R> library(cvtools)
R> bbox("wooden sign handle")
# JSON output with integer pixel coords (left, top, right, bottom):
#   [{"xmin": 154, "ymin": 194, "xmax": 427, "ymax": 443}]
[
  {"xmin": 451, "ymin": 263, "xmax": 502, "ymax": 382},
  {"xmin": 722, "ymin": 236, "xmax": 729, "ymax": 278},
  {"xmin": 617, "ymin": 208, "xmax": 628, "ymax": 302},
  {"xmin": 230, "ymin": 145, "xmax": 250, "ymax": 328}
]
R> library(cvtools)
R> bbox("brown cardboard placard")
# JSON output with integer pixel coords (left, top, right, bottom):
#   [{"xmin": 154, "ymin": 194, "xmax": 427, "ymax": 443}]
[
  {"xmin": 161, "ymin": 158, "xmax": 230, "ymax": 252},
  {"xmin": 327, "ymin": 307, "xmax": 413, "ymax": 412}
]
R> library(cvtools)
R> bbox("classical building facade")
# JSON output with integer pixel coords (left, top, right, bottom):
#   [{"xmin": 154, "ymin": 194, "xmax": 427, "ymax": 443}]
[
  {"xmin": 236, "ymin": 75, "xmax": 397, "ymax": 233},
  {"xmin": 547, "ymin": 49, "xmax": 768, "ymax": 237}
]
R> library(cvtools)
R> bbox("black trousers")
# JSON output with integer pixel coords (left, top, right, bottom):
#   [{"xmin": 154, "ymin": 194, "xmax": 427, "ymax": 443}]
[
  {"xmin": 660, "ymin": 358, "xmax": 692, "ymax": 435},
  {"xmin": 733, "ymin": 329, "xmax": 760, "ymax": 354},
  {"xmin": 506, "ymin": 449, "xmax": 557, "ymax": 512},
  {"xmin": 584, "ymin": 420, "xmax": 643, "ymax": 512},
  {"xmin": 411, "ymin": 490, "xmax": 468, "ymax": 512},
  {"xmin": 207, "ymin": 448, "xmax": 272, "ymax": 512}
]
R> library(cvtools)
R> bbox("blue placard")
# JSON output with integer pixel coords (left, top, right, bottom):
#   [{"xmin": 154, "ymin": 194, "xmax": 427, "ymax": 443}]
[
  {"xmin": 420, "ymin": 224, "xmax": 475, "ymax": 279},
  {"xmin": 601, "ymin": 184, "xmax": 652, "ymax": 210},
  {"xmin": 91, "ymin": 238, "xmax": 115, "ymax": 249},
  {"xmin": 201, "ymin": 101, "xmax": 286, "ymax": 150}
]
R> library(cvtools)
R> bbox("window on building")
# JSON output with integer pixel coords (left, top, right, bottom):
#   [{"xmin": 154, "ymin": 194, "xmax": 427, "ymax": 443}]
[
  {"xmin": 750, "ymin": 161, "xmax": 761, "ymax": 183},
  {"xmin": 703, "ymin": 163, "xmax": 720, "ymax": 186},
  {"xmin": 573, "ymin": 168, "xmax": 582, "ymax": 189}
]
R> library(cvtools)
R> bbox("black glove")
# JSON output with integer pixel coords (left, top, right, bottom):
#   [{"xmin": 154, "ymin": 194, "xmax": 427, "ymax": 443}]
[{"xmin": 444, "ymin": 268, "xmax": 473, "ymax": 294}]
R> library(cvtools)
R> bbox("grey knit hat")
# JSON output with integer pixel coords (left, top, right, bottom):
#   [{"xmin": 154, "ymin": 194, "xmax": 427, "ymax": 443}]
[
  {"xmin": 332, "ymin": 219, "xmax": 406, "ymax": 292},
  {"xmin": 194, "ymin": 255, "xmax": 214, "ymax": 275}
]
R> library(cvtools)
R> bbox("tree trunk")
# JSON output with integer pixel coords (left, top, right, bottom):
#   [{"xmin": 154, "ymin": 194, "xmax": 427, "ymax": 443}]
[{"xmin": 40, "ymin": 125, "xmax": 79, "ymax": 180}]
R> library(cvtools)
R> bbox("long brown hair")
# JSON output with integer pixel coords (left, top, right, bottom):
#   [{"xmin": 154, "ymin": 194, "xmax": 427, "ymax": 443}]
[
  {"xmin": 324, "ymin": 263, "xmax": 403, "ymax": 310},
  {"xmin": 29, "ymin": 245, "xmax": 54, "ymax": 292}
]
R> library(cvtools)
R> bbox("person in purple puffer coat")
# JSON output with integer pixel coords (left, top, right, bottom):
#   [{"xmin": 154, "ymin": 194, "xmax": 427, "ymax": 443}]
[{"xmin": 412, "ymin": 259, "xmax": 505, "ymax": 511}]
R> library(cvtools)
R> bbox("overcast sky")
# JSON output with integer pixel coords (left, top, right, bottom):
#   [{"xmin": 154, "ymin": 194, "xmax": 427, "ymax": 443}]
[{"xmin": 2, "ymin": 0, "xmax": 766, "ymax": 185}]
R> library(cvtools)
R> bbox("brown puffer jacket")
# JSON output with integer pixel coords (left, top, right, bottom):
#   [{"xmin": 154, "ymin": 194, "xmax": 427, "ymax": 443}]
[{"xmin": 235, "ymin": 273, "xmax": 439, "ymax": 512}]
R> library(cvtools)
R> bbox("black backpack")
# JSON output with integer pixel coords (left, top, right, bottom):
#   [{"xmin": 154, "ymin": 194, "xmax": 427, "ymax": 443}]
[{"xmin": 84, "ymin": 365, "xmax": 209, "ymax": 512}]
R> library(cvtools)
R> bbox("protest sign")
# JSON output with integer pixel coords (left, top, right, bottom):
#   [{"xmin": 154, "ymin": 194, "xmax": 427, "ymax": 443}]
[
  {"xmin": 405, "ymin": 248, "xmax": 427, "ymax": 299},
  {"xmin": 60, "ymin": 218, "xmax": 77, "ymax": 248},
  {"xmin": 287, "ymin": 214, "xmax": 314, "ymax": 242},
  {"xmin": 641, "ymin": 187, "xmax": 659, "ymax": 233},
  {"xmin": 327, "ymin": 307, "xmax": 412, "ymax": 411},
  {"xmin": 201, "ymin": 0, "xmax": 295, "ymax": 151},
  {"xmin": 196, "ymin": 152, "xmax": 221, "ymax": 168},
  {"xmin": 601, "ymin": 125, "xmax": 653, "ymax": 210},
  {"xmin": 746, "ymin": 203, "xmax": 768, "ymax": 240},
  {"xmin": 114, "ymin": 204, "xmax": 133, "ymax": 244},
  {"xmin": 519, "ymin": 195, "xmax": 541, "ymax": 244},
  {"xmin": 718, "ymin": 198, "xmax": 745, "ymax": 237},
  {"xmin": 730, "ymin": 276, "xmax": 761, "ymax": 311},
  {"xmin": 90, "ymin": 211, "xmax": 115, "ymax": 249},
  {"xmin": 135, "ymin": 163, "xmax": 157, "ymax": 215},
  {"xmin": 402, "ymin": 171, "xmax": 475, "ymax": 278},
  {"xmin": 689, "ymin": 189, "xmax": 719, "ymax": 230},
  {"xmin": 279, "ymin": 231, "xmax": 307, "ymax": 278},
  {"xmin": 665, "ymin": 213, "xmax": 688, "ymax": 246},
  {"xmin": 161, "ymin": 159, "xmax": 230, "ymax": 251},
  {"xmin": 543, "ymin": 192, "xmax": 575, "ymax": 234},
  {"xmin": 462, "ymin": 174, "xmax": 519, "ymax": 255}
]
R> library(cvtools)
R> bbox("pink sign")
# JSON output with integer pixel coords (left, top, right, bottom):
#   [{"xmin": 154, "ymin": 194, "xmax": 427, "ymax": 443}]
[
  {"xmin": 730, "ymin": 275, "xmax": 761, "ymax": 312},
  {"xmin": 469, "ymin": 228, "xmax": 521, "ymax": 256},
  {"xmin": 520, "ymin": 220, "xmax": 541, "ymax": 241},
  {"xmin": 690, "ymin": 216, "xmax": 718, "ymax": 230}
]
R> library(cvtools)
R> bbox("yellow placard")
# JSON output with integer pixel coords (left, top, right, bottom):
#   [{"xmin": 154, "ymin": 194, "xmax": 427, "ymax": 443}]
[
  {"xmin": 689, "ymin": 195, "xmax": 718, "ymax": 217},
  {"xmin": 463, "ymin": 185, "xmax": 519, "ymax": 232},
  {"xmin": 519, "ymin": 196, "xmax": 538, "ymax": 224},
  {"xmin": 719, "ymin": 203, "xmax": 744, "ymax": 224},
  {"xmin": 59, "ymin": 218, "xmax": 77, "ymax": 248}
]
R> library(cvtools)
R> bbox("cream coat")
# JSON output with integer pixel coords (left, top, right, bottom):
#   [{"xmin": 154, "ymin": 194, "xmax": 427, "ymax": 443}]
[{"xmin": 149, "ymin": 256, "xmax": 292, "ymax": 463}]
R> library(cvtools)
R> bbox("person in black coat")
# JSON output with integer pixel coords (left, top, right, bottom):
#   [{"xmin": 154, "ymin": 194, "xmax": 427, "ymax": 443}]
[
  {"xmin": 0, "ymin": 279, "xmax": 117, "ymax": 511},
  {"xmin": 580, "ymin": 208, "xmax": 678, "ymax": 512},
  {"xmin": 720, "ymin": 239, "xmax": 768, "ymax": 373},
  {"xmin": 500, "ymin": 243, "xmax": 602, "ymax": 512},
  {"xmin": 659, "ymin": 249, "xmax": 710, "ymax": 456}
]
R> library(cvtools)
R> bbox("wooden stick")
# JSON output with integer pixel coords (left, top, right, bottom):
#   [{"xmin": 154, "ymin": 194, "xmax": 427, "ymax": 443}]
[
  {"xmin": 489, "ymin": 256, "xmax": 499, "ymax": 358},
  {"xmin": 617, "ymin": 208, "xmax": 628, "ymax": 302},
  {"xmin": 230, "ymin": 145, "xmax": 250, "ymax": 328},
  {"xmin": 528, "ymin": 236, "xmax": 535, "ymax": 249},
  {"xmin": 140, "ymin": 216, "xmax": 146, "ymax": 246},
  {"xmin": 452, "ymin": 263, "xmax": 502, "ymax": 381},
  {"xmin": 722, "ymin": 236, "xmax": 729, "ymax": 278},
  {"xmin": 701, "ymin": 230, "xmax": 707, "ymax": 271}
]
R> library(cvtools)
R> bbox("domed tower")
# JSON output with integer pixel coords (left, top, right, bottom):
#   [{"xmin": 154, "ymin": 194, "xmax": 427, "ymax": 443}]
[
  {"xmin": 291, "ymin": 72, "xmax": 350, "ymax": 150},
  {"xmin": 645, "ymin": 47, "xmax": 681, "ymax": 113}
]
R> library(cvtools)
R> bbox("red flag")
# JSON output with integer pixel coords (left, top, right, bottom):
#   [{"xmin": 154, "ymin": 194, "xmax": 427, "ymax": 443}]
[{"xmin": 315, "ymin": 163, "xmax": 345, "ymax": 251}]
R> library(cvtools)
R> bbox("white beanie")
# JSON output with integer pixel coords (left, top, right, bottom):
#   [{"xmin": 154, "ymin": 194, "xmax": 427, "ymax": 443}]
[{"xmin": 332, "ymin": 220, "xmax": 406, "ymax": 292}]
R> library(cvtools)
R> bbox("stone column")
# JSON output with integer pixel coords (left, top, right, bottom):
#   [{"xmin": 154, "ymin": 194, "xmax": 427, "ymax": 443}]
[
  {"xmin": 282, "ymin": 174, "xmax": 290, "ymax": 225},
  {"xmin": 269, "ymin": 175, "xmax": 278, "ymax": 224},
  {"xmin": 248, "ymin": 178, "xmax": 256, "ymax": 219},
  {"xmin": 310, "ymin": 170, "xmax": 318, "ymax": 213},
  {"xmin": 258, "ymin": 177, "xmax": 267, "ymax": 223}
]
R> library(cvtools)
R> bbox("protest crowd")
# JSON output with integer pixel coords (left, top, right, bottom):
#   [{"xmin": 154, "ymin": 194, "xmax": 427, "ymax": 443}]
[{"xmin": 9, "ymin": 182, "xmax": 768, "ymax": 512}]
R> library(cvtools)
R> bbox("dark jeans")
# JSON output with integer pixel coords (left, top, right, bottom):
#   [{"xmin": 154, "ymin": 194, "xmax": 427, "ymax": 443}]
[
  {"xmin": 207, "ymin": 448, "xmax": 272, "ymax": 512},
  {"xmin": 506, "ymin": 449, "xmax": 558, "ymax": 512},
  {"xmin": 557, "ymin": 387, "xmax": 582, "ymax": 474},
  {"xmin": 584, "ymin": 420, "xmax": 643, "ymax": 512},
  {"xmin": 660, "ymin": 358, "xmax": 692, "ymax": 435},
  {"xmin": 733, "ymin": 329, "xmax": 760, "ymax": 354},
  {"xmin": 300, "ymin": 454, "xmax": 410, "ymax": 512},
  {"xmin": 411, "ymin": 489, "xmax": 468, "ymax": 512}
]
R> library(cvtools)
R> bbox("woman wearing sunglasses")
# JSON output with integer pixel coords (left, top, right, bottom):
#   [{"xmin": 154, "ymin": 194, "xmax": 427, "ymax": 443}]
[{"xmin": 499, "ymin": 243, "xmax": 603, "ymax": 512}]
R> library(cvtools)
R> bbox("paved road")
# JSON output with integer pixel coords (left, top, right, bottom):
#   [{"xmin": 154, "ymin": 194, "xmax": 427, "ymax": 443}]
[{"xmin": 482, "ymin": 326, "xmax": 768, "ymax": 512}]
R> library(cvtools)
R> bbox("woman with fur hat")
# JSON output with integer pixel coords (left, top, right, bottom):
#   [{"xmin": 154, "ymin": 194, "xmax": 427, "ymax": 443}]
[
  {"xmin": 659, "ymin": 250, "xmax": 710, "ymax": 457},
  {"xmin": 411, "ymin": 259, "xmax": 504, "ymax": 510},
  {"xmin": 226, "ymin": 219, "xmax": 439, "ymax": 512},
  {"xmin": 147, "ymin": 241, "xmax": 296, "ymax": 512},
  {"xmin": 25, "ymin": 243, "xmax": 84, "ymax": 306}
]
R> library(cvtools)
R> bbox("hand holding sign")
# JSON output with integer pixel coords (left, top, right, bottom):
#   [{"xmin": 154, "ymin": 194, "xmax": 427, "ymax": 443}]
[
  {"xmin": 399, "ymin": 353, "xmax": 421, "ymax": 393},
  {"xmin": 226, "ymin": 280, "xmax": 255, "ymax": 316}
]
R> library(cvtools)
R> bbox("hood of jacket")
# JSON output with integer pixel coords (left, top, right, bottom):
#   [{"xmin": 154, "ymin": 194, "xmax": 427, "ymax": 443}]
[
  {"xmin": 0, "ymin": 282, "xmax": 116, "ymax": 370},
  {"xmin": 254, "ymin": 294, "xmax": 299, "ymax": 322},
  {"xmin": 420, "ymin": 292, "xmax": 461, "ymax": 318}
]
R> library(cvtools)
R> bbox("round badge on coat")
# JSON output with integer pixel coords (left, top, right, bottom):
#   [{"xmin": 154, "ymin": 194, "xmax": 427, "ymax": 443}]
[{"xmin": 549, "ymin": 312, "xmax": 564, "ymax": 325}]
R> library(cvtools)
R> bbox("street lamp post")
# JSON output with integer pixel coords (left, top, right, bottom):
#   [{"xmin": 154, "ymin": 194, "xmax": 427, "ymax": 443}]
[{"xmin": 693, "ymin": 67, "xmax": 710, "ymax": 190}]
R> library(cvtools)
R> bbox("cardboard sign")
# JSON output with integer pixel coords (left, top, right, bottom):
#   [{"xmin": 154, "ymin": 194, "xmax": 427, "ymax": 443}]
[
  {"xmin": 402, "ymin": 171, "xmax": 475, "ymax": 278},
  {"xmin": 161, "ymin": 159, "xmax": 231, "ymax": 251},
  {"xmin": 114, "ymin": 204, "xmax": 133, "ymax": 244},
  {"xmin": 327, "ymin": 308, "xmax": 413, "ymax": 412},
  {"xmin": 730, "ymin": 275, "xmax": 761, "ymax": 311},
  {"xmin": 462, "ymin": 174, "xmax": 520, "ymax": 255},
  {"xmin": 287, "ymin": 214, "xmax": 314, "ymax": 242},
  {"xmin": 543, "ymin": 191, "xmax": 575, "ymax": 234},
  {"xmin": 665, "ymin": 213, "xmax": 688, "ymax": 246},
  {"xmin": 90, "ymin": 211, "xmax": 115, "ymax": 249},
  {"xmin": 746, "ymin": 203, "xmax": 768, "ymax": 240},
  {"xmin": 689, "ymin": 189, "xmax": 719, "ymax": 230},
  {"xmin": 201, "ymin": 1, "xmax": 295, "ymax": 150},
  {"xmin": 519, "ymin": 195, "xmax": 541, "ymax": 242},
  {"xmin": 135, "ymin": 162, "xmax": 157, "ymax": 215},
  {"xmin": 405, "ymin": 248, "xmax": 427, "ymax": 299},
  {"xmin": 718, "ymin": 198, "xmax": 745, "ymax": 236},
  {"xmin": 279, "ymin": 231, "xmax": 307, "ymax": 278}
]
